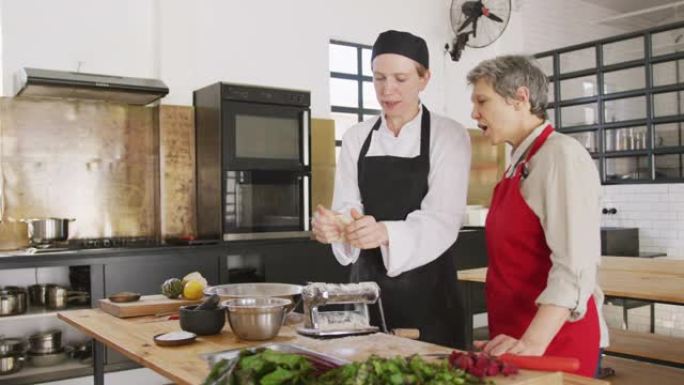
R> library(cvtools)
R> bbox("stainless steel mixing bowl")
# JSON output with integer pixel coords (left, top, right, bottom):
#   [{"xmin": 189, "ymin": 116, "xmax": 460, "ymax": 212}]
[{"xmin": 224, "ymin": 297, "xmax": 291, "ymax": 341}]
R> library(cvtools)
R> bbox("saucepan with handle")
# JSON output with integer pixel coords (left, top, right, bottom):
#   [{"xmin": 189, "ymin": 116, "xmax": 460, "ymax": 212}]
[{"xmin": 20, "ymin": 218, "xmax": 75, "ymax": 246}]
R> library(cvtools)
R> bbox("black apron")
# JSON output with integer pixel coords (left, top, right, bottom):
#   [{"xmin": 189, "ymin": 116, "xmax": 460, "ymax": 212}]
[{"xmin": 351, "ymin": 106, "xmax": 465, "ymax": 348}]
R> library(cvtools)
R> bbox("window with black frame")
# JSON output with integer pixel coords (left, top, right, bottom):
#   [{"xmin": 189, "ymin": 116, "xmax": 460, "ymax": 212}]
[
  {"xmin": 329, "ymin": 40, "xmax": 381, "ymax": 160},
  {"xmin": 536, "ymin": 21, "xmax": 684, "ymax": 184}
]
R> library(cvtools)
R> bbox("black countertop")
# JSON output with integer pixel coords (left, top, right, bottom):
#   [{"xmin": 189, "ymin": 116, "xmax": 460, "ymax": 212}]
[{"xmin": 0, "ymin": 237, "xmax": 317, "ymax": 269}]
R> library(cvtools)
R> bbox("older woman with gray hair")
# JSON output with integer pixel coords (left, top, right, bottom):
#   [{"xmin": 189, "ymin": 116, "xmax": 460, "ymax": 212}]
[{"xmin": 468, "ymin": 55, "xmax": 608, "ymax": 377}]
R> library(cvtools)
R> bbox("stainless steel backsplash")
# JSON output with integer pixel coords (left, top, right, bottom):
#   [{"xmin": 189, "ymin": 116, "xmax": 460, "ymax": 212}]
[{"xmin": 0, "ymin": 97, "xmax": 162, "ymax": 245}]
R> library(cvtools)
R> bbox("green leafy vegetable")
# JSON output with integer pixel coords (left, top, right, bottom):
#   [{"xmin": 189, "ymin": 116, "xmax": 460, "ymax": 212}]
[{"xmin": 203, "ymin": 349, "xmax": 485, "ymax": 385}]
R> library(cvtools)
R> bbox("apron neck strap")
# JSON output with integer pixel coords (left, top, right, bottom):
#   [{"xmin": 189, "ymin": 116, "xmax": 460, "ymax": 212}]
[
  {"xmin": 513, "ymin": 124, "xmax": 554, "ymax": 177},
  {"xmin": 359, "ymin": 105, "xmax": 430, "ymax": 160}
]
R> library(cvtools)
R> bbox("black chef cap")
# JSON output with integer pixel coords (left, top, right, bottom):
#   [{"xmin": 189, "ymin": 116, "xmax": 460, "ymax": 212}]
[{"xmin": 371, "ymin": 30, "xmax": 429, "ymax": 69}]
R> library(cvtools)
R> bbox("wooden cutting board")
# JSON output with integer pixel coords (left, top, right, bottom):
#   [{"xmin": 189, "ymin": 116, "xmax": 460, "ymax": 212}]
[{"xmin": 99, "ymin": 295, "xmax": 203, "ymax": 318}]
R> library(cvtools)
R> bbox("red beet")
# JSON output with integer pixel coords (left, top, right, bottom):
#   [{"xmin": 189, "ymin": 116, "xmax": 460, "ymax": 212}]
[{"xmin": 447, "ymin": 350, "xmax": 519, "ymax": 378}]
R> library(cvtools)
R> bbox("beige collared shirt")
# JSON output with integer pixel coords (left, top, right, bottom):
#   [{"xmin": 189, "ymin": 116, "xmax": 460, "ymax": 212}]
[{"xmin": 509, "ymin": 121, "xmax": 609, "ymax": 347}]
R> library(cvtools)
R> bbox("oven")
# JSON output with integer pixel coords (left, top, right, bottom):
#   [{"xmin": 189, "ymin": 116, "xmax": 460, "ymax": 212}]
[
  {"xmin": 194, "ymin": 82, "xmax": 311, "ymax": 240},
  {"xmin": 222, "ymin": 101, "xmax": 308, "ymax": 170},
  {"xmin": 222, "ymin": 170, "xmax": 309, "ymax": 239}
]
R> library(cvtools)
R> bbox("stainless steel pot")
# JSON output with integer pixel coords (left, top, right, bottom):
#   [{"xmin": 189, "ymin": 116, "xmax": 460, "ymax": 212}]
[
  {"xmin": 0, "ymin": 353, "xmax": 25, "ymax": 375},
  {"xmin": 20, "ymin": 218, "xmax": 75, "ymax": 246},
  {"xmin": 28, "ymin": 330, "xmax": 62, "ymax": 355},
  {"xmin": 0, "ymin": 288, "xmax": 28, "ymax": 316},
  {"xmin": 0, "ymin": 339, "xmax": 26, "ymax": 356},
  {"xmin": 46, "ymin": 285, "xmax": 68, "ymax": 310},
  {"xmin": 29, "ymin": 284, "xmax": 47, "ymax": 306}
]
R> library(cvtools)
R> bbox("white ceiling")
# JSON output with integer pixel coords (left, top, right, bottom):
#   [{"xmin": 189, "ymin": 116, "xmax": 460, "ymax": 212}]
[
  {"xmin": 577, "ymin": 0, "xmax": 684, "ymax": 31},
  {"xmin": 584, "ymin": 0, "xmax": 676, "ymax": 14}
]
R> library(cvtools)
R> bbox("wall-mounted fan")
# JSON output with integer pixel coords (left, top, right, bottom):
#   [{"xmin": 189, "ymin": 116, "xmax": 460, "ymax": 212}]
[{"xmin": 446, "ymin": 0, "xmax": 511, "ymax": 61}]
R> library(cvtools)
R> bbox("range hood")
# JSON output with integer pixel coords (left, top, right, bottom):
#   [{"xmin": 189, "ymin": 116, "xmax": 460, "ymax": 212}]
[{"xmin": 14, "ymin": 68, "xmax": 169, "ymax": 105}]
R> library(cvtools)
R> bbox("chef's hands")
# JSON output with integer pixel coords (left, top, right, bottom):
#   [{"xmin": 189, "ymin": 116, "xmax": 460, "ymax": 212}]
[
  {"xmin": 345, "ymin": 208, "xmax": 389, "ymax": 249},
  {"xmin": 312, "ymin": 206, "xmax": 389, "ymax": 249},
  {"xmin": 311, "ymin": 205, "xmax": 344, "ymax": 244},
  {"xmin": 474, "ymin": 336, "xmax": 546, "ymax": 356}
]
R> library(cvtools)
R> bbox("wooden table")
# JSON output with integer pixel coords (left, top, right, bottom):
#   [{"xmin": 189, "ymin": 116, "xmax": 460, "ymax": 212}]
[
  {"xmin": 457, "ymin": 256, "xmax": 684, "ymax": 367},
  {"xmin": 58, "ymin": 309, "xmax": 605, "ymax": 385}
]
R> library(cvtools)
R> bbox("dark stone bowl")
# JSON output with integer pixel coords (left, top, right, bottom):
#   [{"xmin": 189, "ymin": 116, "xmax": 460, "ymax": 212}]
[{"xmin": 179, "ymin": 305, "xmax": 226, "ymax": 336}]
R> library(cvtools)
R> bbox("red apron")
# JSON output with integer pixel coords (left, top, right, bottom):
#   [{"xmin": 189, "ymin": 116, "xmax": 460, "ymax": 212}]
[{"xmin": 485, "ymin": 124, "xmax": 600, "ymax": 377}]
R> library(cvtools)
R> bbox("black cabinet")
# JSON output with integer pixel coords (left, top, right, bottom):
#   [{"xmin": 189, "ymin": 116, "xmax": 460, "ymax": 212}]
[
  {"xmin": 264, "ymin": 240, "xmax": 349, "ymax": 284},
  {"xmin": 601, "ymin": 227, "xmax": 639, "ymax": 256},
  {"xmin": 220, "ymin": 239, "xmax": 349, "ymax": 286},
  {"xmin": 103, "ymin": 249, "xmax": 221, "ymax": 296}
]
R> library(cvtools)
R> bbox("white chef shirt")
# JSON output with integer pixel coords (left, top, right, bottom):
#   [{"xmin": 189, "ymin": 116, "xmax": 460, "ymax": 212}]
[
  {"xmin": 330, "ymin": 106, "xmax": 471, "ymax": 277},
  {"xmin": 509, "ymin": 121, "xmax": 609, "ymax": 347}
]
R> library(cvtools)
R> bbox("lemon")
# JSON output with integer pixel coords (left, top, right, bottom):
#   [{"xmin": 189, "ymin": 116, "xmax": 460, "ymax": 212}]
[
  {"xmin": 183, "ymin": 280, "xmax": 205, "ymax": 300},
  {"xmin": 182, "ymin": 271, "xmax": 208, "ymax": 288}
]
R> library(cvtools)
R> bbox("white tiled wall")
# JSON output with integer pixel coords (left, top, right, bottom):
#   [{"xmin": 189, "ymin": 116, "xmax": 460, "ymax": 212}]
[{"xmin": 601, "ymin": 184, "xmax": 684, "ymax": 259}]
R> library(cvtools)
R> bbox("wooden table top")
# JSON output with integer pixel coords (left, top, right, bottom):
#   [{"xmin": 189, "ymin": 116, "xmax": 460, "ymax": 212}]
[
  {"xmin": 457, "ymin": 256, "xmax": 684, "ymax": 305},
  {"xmin": 58, "ymin": 309, "xmax": 605, "ymax": 385}
]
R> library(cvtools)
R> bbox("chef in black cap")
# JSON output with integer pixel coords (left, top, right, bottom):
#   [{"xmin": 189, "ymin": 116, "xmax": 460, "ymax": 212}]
[{"xmin": 313, "ymin": 30, "xmax": 471, "ymax": 348}]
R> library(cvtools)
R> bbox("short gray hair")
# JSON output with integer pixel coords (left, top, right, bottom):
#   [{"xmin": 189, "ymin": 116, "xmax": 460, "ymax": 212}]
[{"xmin": 467, "ymin": 55, "xmax": 548, "ymax": 119}]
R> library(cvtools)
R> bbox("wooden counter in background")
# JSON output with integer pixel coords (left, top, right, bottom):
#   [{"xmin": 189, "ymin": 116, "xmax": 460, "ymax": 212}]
[
  {"xmin": 457, "ymin": 256, "xmax": 684, "ymax": 374},
  {"xmin": 58, "ymin": 309, "xmax": 605, "ymax": 385},
  {"xmin": 458, "ymin": 256, "xmax": 684, "ymax": 304}
]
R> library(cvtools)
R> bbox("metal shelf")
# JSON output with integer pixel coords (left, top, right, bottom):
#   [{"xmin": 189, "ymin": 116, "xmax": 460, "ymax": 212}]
[
  {"xmin": 0, "ymin": 305, "xmax": 91, "ymax": 322},
  {"xmin": 0, "ymin": 359, "xmax": 92, "ymax": 385}
]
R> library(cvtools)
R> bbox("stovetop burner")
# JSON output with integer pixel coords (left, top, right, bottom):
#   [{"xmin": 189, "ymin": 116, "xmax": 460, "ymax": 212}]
[
  {"xmin": 70, "ymin": 237, "xmax": 161, "ymax": 249},
  {"xmin": 23, "ymin": 237, "xmax": 162, "ymax": 254}
]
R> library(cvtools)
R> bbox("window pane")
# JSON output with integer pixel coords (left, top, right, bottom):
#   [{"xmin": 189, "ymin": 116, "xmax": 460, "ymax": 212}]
[
  {"xmin": 567, "ymin": 130, "xmax": 598, "ymax": 153},
  {"xmin": 546, "ymin": 108, "xmax": 556, "ymax": 125},
  {"xmin": 329, "ymin": 44, "xmax": 357, "ymax": 74},
  {"xmin": 362, "ymin": 81, "xmax": 381, "ymax": 109},
  {"xmin": 593, "ymin": 158, "xmax": 601, "ymax": 176},
  {"xmin": 652, "ymin": 27, "xmax": 684, "ymax": 57},
  {"xmin": 653, "ymin": 91, "xmax": 684, "ymax": 117},
  {"xmin": 655, "ymin": 154, "xmax": 682, "ymax": 179},
  {"xmin": 604, "ymin": 96, "xmax": 646, "ymax": 123},
  {"xmin": 560, "ymin": 75, "xmax": 597, "ymax": 100},
  {"xmin": 605, "ymin": 156, "xmax": 650, "ymax": 181},
  {"xmin": 362, "ymin": 49, "xmax": 373, "ymax": 77},
  {"xmin": 559, "ymin": 47, "xmax": 595, "ymax": 73},
  {"xmin": 654, "ymin": 122, "xmax": 683, "ymax": 148},
  {"xmin": 652, "ymin": 60, "xmax": 684, "ymax": 87},
  {"xmin": 603, "ymin": 67, "xmax": 645, "ymax": 94},
  {"xmin": 330, "ymin": 112, "xmax": 359, "ymax": 141},
  {"xmin": 560, "ymin": 103, "xmax": 597, "ymax": 127},
  {"xmin": 335, "ymin": 146, "xmax": 341, "ymax": 163},
  {"xmin": 536, "ymin": 56, "xmax": 554, "ymax": 76},
  {"xmin": 603, "ymin": 37, "xmax": 644, "ymax": 66},
  {"xmin": 548, "ymin": 82, "xmax": 555, "ymax": 103},
  {"xmin": 330, "ymin": 78, "xmax": 358, "ymax": 108},
  {"xmin": 604, "ymin": 126, "xmax": 647, "ymax": 152}
]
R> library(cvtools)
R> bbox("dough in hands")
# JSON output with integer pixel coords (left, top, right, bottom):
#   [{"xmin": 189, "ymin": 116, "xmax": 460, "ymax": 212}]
[{"xmin": 331, "ymin": 213, "xmax": 353, "ymax": 243}]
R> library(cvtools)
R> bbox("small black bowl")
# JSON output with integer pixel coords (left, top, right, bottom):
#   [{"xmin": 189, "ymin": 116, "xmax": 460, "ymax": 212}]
[{"xmin": 179, "ymin": 305, "xmax": 226, "ymax": 336}]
